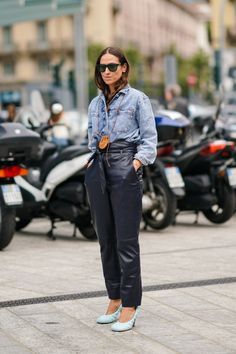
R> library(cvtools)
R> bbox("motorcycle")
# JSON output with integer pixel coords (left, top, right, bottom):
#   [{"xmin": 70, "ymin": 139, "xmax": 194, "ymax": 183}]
[
  {"xmin": 144, "ymin": 109, "xmax": 236, "ymax": 228},
  {"xmin": 174, "ymin": 136, "xmax": 236, "ymax": 223},
  {"xmin": 196, "ymin": 92, "xmax": 236, "ymax": 213},
  {"xmin": 0, "ymin": 123, "xmax": 40, "ymax": 250},
  {"xmin": 142, "ymin": 110, "xmax": 188, "ymax": 230},
  {"xmin": 15, "ymin": 124, "xmax": 96, "ymax": 240}
]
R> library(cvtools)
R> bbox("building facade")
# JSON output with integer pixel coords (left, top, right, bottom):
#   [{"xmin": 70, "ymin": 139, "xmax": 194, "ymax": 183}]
[
  {"xmin": 0, "ymin": 0, "xmax": 209, "ymax": 107},
  {"xmin": 210, "ymin": 0, "xmax": 236, "ymax": 81}
]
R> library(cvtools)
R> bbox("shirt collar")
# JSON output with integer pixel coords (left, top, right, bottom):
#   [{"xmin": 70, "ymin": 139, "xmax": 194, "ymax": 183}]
[{"xmin": 99, "ymin": 84, "xmax": 130, "ymax": 101}]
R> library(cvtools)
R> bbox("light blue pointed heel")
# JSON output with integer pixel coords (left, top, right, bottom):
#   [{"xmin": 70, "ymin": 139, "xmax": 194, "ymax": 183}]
[
  {"xmin": 111, "ymin": 306, "xmax": 140, "ymax": 332},
  {"xmin": 96, "ymin": 305, "xmax": 122, "ymax": 324}
]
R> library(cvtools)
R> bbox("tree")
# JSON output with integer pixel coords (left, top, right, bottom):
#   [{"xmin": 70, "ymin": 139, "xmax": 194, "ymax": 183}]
[
  {"xmin": 87, "ymin": 43, "xmax": 104, "ymax": 99},
  {"xmin": 190, "ymin": 49, "xmax": 211, "ymax": 92},
  {"xmin": 87, "ymin": 43, "xmax": 104, "ymax": 77},
  {"xmin": 164, "ymin": 45, "xmax": 212, "ymax": 99}
]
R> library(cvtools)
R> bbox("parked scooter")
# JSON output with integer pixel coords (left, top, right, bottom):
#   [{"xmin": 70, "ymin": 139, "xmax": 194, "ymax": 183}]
[
  {"xmin": 141, "ymin": 140, "xmax": 185, "ymax": 230},
  {"xmin": 142, "ymin": 111, "xmax": 188, "ymax": 230},
  {"xmin": 146, "ymin": 109, "xmax": 236, "ymax": 227},
  {"xmin": 174, "ymin": 136, "xmax": 236, "ymax": 223},
  {"xmin": 196, "ymin": 91, "xmax": 236, "ymax": 213},
  {"xmin": 15, "ymin": 124, "xmax": 96, "ymax": 240},
  {"xmin": 0, "ymin": 123, "xmax": 40, "ymax": 250}
]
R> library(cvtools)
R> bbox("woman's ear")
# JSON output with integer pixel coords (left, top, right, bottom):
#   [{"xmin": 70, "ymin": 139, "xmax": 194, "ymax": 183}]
[{"xmin": 122, "ymin": 63, "xmax": 127, "ymax": 73}]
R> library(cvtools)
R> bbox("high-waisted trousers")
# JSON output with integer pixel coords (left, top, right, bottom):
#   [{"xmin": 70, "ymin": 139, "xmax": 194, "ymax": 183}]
[{"xmin": 84, "ymin": 141, "xmax": 143, "ymax": 307}]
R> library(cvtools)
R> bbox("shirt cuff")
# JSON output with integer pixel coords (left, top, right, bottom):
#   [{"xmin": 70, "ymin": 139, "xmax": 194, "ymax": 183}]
[{"xmin": 134, "ymin": 154, "xmax": 148, "ymax": 166}]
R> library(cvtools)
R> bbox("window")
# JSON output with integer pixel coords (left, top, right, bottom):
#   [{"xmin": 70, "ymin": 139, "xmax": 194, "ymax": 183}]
[
  {"xmin": 37, "ymin": 21, "xmax": 47, "ymax": 42},
  {"xmin": 3, "ymin": 62, "xmax": 15, "ymax": 75},
  {"xmin": 38, "ymin": 59, "xmax": 50, "ymax": 73},
  {"xmin": 3, "ymin": 26, "xmax": 12, "ymax": 46}
]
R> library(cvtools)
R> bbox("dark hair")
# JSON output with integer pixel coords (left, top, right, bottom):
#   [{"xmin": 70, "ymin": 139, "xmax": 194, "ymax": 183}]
[{"xmin": 94, "ymin": 47, "xmax": 130, "ymax": 96}]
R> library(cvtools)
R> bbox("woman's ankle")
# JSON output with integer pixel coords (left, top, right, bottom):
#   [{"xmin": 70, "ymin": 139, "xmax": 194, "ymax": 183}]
[
  {"xmin": 110, "ymin": 299, "xmax": 121, "ymax": 304},
  {"xmin": 106, "ymin": 299, "xmax": 121, "ymax": 314}
]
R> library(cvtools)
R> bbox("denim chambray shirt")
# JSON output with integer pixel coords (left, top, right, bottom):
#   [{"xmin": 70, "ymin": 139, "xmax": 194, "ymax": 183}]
[{"xmin": 87, "ymin": 85, "xmax": 157, "ymax": 165}]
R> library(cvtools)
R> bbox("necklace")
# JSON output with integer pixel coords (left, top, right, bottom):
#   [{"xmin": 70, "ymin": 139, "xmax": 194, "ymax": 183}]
[{"xmin": 96, "ymin": 93, "xmax": 125, "ymax": 149}]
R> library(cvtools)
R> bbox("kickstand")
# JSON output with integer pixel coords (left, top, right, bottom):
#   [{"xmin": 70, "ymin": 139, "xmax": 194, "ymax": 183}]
[
  {"xmin": 172, "ymin": 210, "xmax": 179, "ymax": 226},
  {"xmin": 194, "ymin": 211, "xmax": 199, "ymax": 224},
  {"xmin": 47, "ymin": 220, "xmax": 57, "ymax": 240},
  {"xmin": 72, "ymin": 224, "xmax": 77, "ymax": 238}
]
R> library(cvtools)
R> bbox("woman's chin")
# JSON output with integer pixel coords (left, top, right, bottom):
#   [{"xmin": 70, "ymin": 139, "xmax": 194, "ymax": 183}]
[{"xmin": 104, "ymin": 80, "xmax": 113, "ymax": 85}]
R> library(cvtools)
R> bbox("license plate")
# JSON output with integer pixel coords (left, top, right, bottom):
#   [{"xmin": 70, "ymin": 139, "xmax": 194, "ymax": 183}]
[
  {"xmin": 227, "ymin": 168, "xmax": 236, "ymax": 187},
  {"xmin": 164, "ymin": 167, "xmax": 185, "ymax": 188},
  {"xmin": 1, "ymin": 184, "xmax": 23, "ymax": 206}
]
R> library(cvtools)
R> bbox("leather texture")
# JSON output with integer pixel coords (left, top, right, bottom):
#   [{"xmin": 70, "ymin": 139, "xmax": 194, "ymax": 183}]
[{"xmin": 85, "ymin": 141, "xmax": 143, "ymax": 307}]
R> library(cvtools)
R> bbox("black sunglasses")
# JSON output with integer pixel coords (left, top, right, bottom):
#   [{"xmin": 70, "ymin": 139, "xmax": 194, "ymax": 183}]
[{"xmin": 97, "ymin": 63, "xmax": 121, "ymax": 73}]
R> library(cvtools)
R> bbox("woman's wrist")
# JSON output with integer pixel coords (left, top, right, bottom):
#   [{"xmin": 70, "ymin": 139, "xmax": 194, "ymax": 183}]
[{"xmin": 133, "ymin": 159, "xmax": 142, "ymax": 171}]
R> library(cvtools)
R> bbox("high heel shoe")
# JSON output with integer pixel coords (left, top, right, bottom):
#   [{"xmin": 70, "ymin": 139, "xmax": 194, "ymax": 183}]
[
  {"xmin": 111, "ymin": 306, "xmax": 140, "ymax": 332},
  {"xmin": 96, "ymin": 305, "xmax": 122, "ymax": 324}
]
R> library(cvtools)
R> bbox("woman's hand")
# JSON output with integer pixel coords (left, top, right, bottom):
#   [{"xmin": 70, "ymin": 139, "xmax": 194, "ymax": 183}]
[{"xmin": 133, "ymin": 159, "xmax": 142, "ymax": 171}]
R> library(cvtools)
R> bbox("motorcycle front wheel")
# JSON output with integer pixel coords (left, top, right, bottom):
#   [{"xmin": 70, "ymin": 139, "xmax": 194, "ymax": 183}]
[
  {"xmin": 76, "ymin": 218, "xmax": 97, "ymax": 240},
  {"xmin": 202, "ymin": 183, "xmax": 235, "ymax": 224},
  {"xmin": 143, "ymin": 179, "xmax": 176, "ymax": 230},
  {"xmin": 0, "ymin": 204, "xmax": 16, "ymax": 250}
]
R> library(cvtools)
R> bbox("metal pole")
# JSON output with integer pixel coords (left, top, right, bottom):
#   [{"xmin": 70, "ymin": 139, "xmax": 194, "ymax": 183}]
[
  {"xmin": 74, "ymin": 5, "xmax": 88, "ymax": 114},
  {"xmin": 219, "ymin": 0, "xmax": 227, "ymax": 83}
]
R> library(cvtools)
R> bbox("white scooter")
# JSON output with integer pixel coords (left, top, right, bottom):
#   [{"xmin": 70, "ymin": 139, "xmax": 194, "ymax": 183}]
[{"xmin": 15, "ymin": 128, "xmax": 96, "ymax": 240}]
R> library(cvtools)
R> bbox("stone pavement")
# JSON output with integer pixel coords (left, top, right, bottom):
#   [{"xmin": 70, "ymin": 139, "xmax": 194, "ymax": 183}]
[{"xmin": 0, "ymin": 213, "xmax": 236, "ymax": 354}]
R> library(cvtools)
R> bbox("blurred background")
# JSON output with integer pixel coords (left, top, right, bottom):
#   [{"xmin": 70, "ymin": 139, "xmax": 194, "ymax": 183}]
[{"xmin": 0, "ymin": 0, "xmax": 235, "ymax": 139}]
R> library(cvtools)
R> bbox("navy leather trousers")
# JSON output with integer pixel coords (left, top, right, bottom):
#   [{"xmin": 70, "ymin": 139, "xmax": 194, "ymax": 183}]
[{"xmin": 85, "ymin": 141, "xmax": 143, "ymax": 307}]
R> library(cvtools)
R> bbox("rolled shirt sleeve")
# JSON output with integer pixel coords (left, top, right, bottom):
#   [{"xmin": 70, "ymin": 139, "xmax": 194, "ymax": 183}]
[{"xmin": 134, "ymin": 94, "xmax": 158, "ymax": 165}]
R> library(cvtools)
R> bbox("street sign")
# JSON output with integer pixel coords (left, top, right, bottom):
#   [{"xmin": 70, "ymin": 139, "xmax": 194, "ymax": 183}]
[{"xmin": 0, "ymin": 0, "xmax": 83, "ymax": 26}]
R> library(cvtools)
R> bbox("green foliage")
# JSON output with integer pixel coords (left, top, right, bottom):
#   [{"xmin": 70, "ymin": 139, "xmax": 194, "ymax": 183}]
[
  {"xmin": 87, "ymin": 43, "xmax": 103, "ymax": 100},
  {"xmin": 164, "ymin": 45, "xmax": 212, "ymax": 98},
  {"xmin": 190, "ymin": 49, "xmax": 211, "ymax": 90},
  {"xmin": 125, "ymin": 47, "xmax": 142, "ymax": 66},
  {"xmin": 87, "ymin": 43, "xmax": 104, "ymax": 77},
  {"xmin": 87, "ymin": 42, "xmax": 212, "ymax": 101},
  {"xmin": 87, "ymin": 43, "xmax": 104, "ymax": 64},
  {"xmin": 124, "ymin": 47, "xmax": 143, "ymax": 82}
]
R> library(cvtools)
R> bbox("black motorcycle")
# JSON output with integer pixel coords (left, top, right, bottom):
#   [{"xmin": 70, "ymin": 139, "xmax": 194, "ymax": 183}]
[
  {"xmin": 144, "ymin": 109, "xmax": 236, "ymax": 227},
  {"xmin": 174, "ymin": 136, "xmax": 236, "ymax": 223},
  {"xmin": 0, "ymin": 123, "xmax": 40, "ymax": 250},
  {"xmin": 142, "ymin": 140, "xmax": 185, "ymax": 230},
  {"xmin": 141, "ymin": 110, "xmax": 189, "ymax": 230}
]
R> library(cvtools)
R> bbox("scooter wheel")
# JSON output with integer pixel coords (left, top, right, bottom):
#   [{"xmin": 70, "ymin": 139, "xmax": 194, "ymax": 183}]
[
  {"xmin": 77, "ymin": 223, "xmax": 97, "ymax": 240},
  {"xmin": 143, "ymin": 179, "xmax": 176, "ymax": 230},
  {"xmin": 202, "ymin": 183, "xmax": 235, "ymax": 224}
]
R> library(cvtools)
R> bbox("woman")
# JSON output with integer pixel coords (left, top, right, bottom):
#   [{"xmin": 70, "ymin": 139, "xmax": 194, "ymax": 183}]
[{"xmin": 85, "ymin": 47, "xmax": 157, "ymax": 332}]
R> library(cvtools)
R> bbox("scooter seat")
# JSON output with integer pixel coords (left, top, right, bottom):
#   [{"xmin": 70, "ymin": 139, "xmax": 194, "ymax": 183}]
[{"xmin": 40, "ymin": 145, "xmax": 89, "ymax": 181}]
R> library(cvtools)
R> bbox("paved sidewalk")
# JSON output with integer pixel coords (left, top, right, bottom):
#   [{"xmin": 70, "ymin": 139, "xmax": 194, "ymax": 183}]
[{"xmin": 0, "ymin": 214, "xmax": 236, "ymax": 353}]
